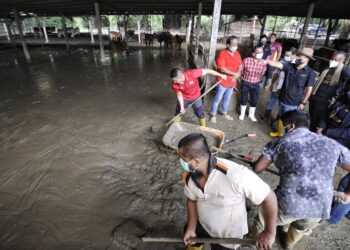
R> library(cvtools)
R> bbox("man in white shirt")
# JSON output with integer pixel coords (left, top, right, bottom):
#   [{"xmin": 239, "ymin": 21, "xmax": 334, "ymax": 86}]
[{"xmin": 178, "ymin": 133, "xmax": 277, "ymax": 250}]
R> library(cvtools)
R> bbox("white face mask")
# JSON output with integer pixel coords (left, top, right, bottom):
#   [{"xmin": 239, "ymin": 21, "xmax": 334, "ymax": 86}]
[
  {"xmin": 261, "ymin": 38, "xmax": 267, "ymax": 44},
  {"xmin": 284, "ymin": 56, "xmax": 292, "ymax": 62},
  {"xmin": 255, "ymin": 53, "xmax": 263, "ymax": 59},
  {"xmin": 329, "ymin": 60, "xmax": 339, "ymax": 68},
  {"xmin": 229, "ymin": 46, "xmax": 238, "ymax": 52},
  {"xmin": 291, "ymin": 57, "xmax": 296, "ymax": 64}
]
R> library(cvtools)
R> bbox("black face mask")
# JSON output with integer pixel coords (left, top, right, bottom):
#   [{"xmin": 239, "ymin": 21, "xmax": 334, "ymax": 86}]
[{"xmin": 295, "ymin": 59, "xmax": 303, "ymax": 66}]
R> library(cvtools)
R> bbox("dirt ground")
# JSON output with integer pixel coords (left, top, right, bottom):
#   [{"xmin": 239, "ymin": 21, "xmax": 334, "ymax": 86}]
[{"xmin": 0, "ymin": 46, "xmax": 349, "ymax": 250}]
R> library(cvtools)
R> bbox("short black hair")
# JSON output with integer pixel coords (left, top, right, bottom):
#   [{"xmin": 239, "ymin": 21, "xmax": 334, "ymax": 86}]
[
  {"xmin": 335, "ymin": 50, "xmax": 347, "ymax": 60},
  {"xmin": 226, "ymin": 35, "xmax": 238, "ymax": 45},
  {"xmin": 253, "ymin": 45, "xmax": 263, "ymax": 53},
  {"xmin": 260, "ymin": 35, "xmax": 268, "ymax": 40},
  {"xmin": 170, "ymin": 68, "xmax": 183, "ymax": 78},
  {"xmin": 286, "ymin": 47, "xmax": 297, "ymax": 54},
  {"xmin": 178, "ymin": 133, "xmax": 211, "ymax": 159},
  {"xmin": 270, "ymin": 33, "xmax": 277, "ymax": 38},
  {"xmin": 281, "ymin": 110, "xmax": 310, "ymax": 129}
]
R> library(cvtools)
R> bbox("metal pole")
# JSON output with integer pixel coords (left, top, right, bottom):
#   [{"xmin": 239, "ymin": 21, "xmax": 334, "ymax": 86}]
[
  {"xmin": 299, "ymin": 2, "xmax": 315, "ymax": 49},
  {"xmin": 260, "ymin": 16, "xmax": 266, "ymax": 37},
  {"xmin": 206, "ymin": 0, "xmax": 222, "ymax": 91},
  {"xmin": 94, "ymin": 2, "xmax": 105, "ymax": 62},
  {"xmin": 272, "ymin": 16, "xmax": 278, "ymax": 33},
  {"xmin": 186, "ymin": 15, "xmax": 192, "ymax": 44},
  {"xmin": 42, "ymin": 17, "xmax": 49, "ymax": 43},
  {"xmin": 3, "ymin": 22, "xmax": 10, "ymax": 41},
  {"xmin": 137, "ymin": 19, "xmax": 141, "ymax": 44},
  {"xmin": 4, "ymin": 21, "xmax": 16, "ymax": 48},
  {"xmin": 88, "ymin": 19, "xmax": 95, "ymax": 44},
  {"xmin": 195, "ymin": 0, "xmax": 202, "ymax": 60},
  {"xmin": 60, "ymin": 15, "xmax": 70, "ymax": 50},
  {"xmin": 35, "ymin": 16, "xmax": 43, "ymax": 39},
  {"xmin": 312, "ymin": 18, "xmax": 322, "ymax": 48},
  {"xmin": 14, "ymin": 9, "xmax": 30, "ymax": 61}
]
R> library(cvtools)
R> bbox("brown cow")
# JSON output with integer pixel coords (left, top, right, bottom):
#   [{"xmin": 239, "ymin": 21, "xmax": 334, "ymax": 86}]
[{"xmin": 109, "ymin": 31, "xmax": 122, "ymax": 41}]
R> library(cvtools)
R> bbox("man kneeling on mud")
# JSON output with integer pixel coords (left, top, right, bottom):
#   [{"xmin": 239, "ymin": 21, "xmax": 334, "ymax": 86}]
[{"xmin": 178, "ymin": 133, "xmax": 277, "ymax": 250}]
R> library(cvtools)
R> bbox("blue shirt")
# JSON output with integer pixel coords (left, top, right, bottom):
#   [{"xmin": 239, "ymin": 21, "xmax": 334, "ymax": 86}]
[
  {"xmin": 279, "ymin": 63, "xmax": 316, "ymax": 106},
  {"xmin": 262, "ymin": 128, "xmax": 350, "ymax": 219}
]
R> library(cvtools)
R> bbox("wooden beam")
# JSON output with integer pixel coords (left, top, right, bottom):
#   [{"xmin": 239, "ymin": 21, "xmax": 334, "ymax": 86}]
[{"xmin": 299, "ymin": 2, "xmax": 315, "ymax": 48}]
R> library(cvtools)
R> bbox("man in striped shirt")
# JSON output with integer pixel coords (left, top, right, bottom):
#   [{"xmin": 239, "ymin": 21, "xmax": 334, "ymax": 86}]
[{"xmin": 239, "ymin": 45, "xmax": 267, "ymax": 121}]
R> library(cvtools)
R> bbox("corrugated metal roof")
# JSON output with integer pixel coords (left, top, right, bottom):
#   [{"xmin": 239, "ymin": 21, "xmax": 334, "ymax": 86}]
[{"xmin": 0, "ymin": 0, "xmax": 349, "ymax": 19}]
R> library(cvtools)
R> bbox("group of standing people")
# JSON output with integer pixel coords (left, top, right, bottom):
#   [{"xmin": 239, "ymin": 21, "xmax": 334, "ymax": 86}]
[{"xmin": 168, "ymin": 33, "xmax": 350, "ymax": 250}]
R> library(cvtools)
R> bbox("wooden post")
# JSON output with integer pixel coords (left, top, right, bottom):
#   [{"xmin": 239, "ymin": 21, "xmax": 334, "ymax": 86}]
[
  {"xmin": 206, "ymin": 0, "xmax": 222, "ymax": 91},
  {"xmin": 260, "ymin": 16, "xmax": 266, "ymax": 37},
  {"xmin": 88, "ymin": 18, "xmax": 95, "ymax": 44},
  {"xmin": 312, "ymin": 18, "xmax": 322, "ymax": 48},
  {"xmin": 123, "ymin": 15, "xmax": 128, "ymax": 41},
  {"xmin": 42, "ymin": 17, "xmax": 49, "ymax": 43},
  {"xmin": 325, "ymin": 19, "xmax": 333, "ymax": 47},
  {"xmin": 4, "ymin": 21, "xmax": 16, "ymax": 48},
  {"xmin": 299, "ymin": 2, "xmax": 315, "ymax": 49},
  {"xmin": 94, "ymin": 2, "xmax": 105, "ymax": 62},
  {"xmin": 60, "ymin": 15, "xmax": 70, "ymax": 50},
  {"xmin": 190, "ymin": 14, "xmax": 195, "ymax": 45},
  {"xmin": 195, "ymin": 0, "xmax": 203, "ymax": 60},
  {"xmin": 14, "ymin": 9, "xmax": 30, "ymax": 61}
]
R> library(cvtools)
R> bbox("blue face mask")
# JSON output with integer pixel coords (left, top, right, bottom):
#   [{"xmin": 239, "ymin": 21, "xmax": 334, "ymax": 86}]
[{"xmin": 179, "ymin": 158, "xmax": 195, "ymax": 172}]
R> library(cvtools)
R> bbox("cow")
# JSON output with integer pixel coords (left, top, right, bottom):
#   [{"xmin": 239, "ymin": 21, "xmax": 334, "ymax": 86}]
[
  {"xmin": 174, "ymin": 34, "xmax": 186, "ymax": 50},
  {"xmin": 109, "ymin": 31, "xmax": 122, "ymax": 41},
  {"xmin": 332, "ymin": 39, "xmax": 350, "ymax": 52},
  {"xmin": 141, "ymin": 32, "xmax": 154, "ymax": 47},
  {"xmin": 57, "ymin": 28, "xmax": 64, "ymax": 38},
  {"xmin": 70, "ymin": 27, "xmax": 80, "ymax": 38},
  {"xmin": 127, "ymin": 30, "xmax": 135, "ymax": 40},
  {"xmin": 154, "ymin": 31, "xmax": 173, "ymax": 48}
]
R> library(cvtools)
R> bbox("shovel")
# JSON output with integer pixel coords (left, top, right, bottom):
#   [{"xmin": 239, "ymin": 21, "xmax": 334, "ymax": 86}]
[{"xmin": 165, "ymin": 79, "xmax": 223, "ymax": 127}]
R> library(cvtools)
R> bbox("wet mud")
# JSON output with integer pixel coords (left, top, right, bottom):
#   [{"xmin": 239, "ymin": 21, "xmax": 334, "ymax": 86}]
[{"xmin": 0, "ymin": 47, "xmax": 349, "ymax": 250}]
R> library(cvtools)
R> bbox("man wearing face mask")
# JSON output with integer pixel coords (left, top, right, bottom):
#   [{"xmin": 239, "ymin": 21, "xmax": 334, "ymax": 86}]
[
  {"xmin": 259, "ymin": 35, "xmax": 271, "ymax": 60},
  {"xmin": 210, "ymin": 36, "xmax": 243, "ymax": 123},
  {"xmin": 253, "ymin": 109, "xmax": 350, "ymax": 249},
  {"xmin": 178, "ymin": 133, "xmax": 277, "ymax": 250},
  {"xmin": 264, "ymin": 34, "xmax": 283, "ymax": 89},
  {"xmin": 260, "ymin": 47, "xmax": 297, "ymax": 123},
  {"xmin": 316, "ymin": 88, "xmax": 350, "ymax": 225},
  {"xmin": 239, "ymin": 45, "xmax": 267, "ymax": 121},
  {"xmin": 265, "ymin": 47, "xmax": 316, "ymax": 137},
  {"xmin": 309, "ymin": 51, "xmax": 350, "ymax": 131}
]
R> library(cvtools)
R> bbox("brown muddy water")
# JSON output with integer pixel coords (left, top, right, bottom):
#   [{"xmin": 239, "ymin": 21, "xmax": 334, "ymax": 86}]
[{"xmin": 0, "ymin": 47, "xmax": 350, "ymax": 250}]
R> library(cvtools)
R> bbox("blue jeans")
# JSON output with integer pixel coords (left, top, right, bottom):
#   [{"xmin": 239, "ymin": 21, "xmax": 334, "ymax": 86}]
[
  {"xmin": 328, "ymin": 174, "xmax": 350, "ymax": 224},
  {"xmin": 175, "ymin": 98, "xmax": 205, "ymax": 118},
  {"xmin": 278, "ymin": 102, "xmax": 298, "ymax": 117},
  {"xmin": 210, "ymin": 85, "xmax": 234, "ymax": 116},
  {"xmin": 266, "ymin": 92, "xmax": 279, "ymax": 111},
  {"xmin": 241, "ymin": 81, "xmax": 260, "ymax": 107}
]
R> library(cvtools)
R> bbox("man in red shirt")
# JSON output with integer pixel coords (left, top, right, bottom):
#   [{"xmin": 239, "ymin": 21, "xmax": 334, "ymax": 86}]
[
  {"xmin": 170, "ymin": 68, "xmax": 226, "ymax": 126},
  {"xmin": 210, "ymin": 36, "xmax": 243, "ymax": 123},
  {"xmin": 239, "ymin": 45, "xmax": 267, "ymax": 122}
]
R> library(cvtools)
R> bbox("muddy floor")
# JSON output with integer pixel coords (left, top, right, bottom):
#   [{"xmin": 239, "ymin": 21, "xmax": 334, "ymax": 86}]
[{"xmin": 0, "ymin": 47, "xmax": 349, "ymax": 250}]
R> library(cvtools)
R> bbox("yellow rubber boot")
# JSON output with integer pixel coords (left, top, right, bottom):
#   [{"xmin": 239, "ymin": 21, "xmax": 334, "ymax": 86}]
[
  {"xmin": 187, "ymin": 245, "xmax": 203, "ymax": 250},
  {"xmin": 284, "ymin": 226, "xmax": 305, "ymax": 249},
  {"xmin": 269, "ymin": 119, "xmax": 283, "ymax": 137},
  {"xmin": 199, "ymin": 118, "xmax": 206, "ymax": 127},
  {"xmin": 173, "ymin": 116, "xmax": 182, "ymax": 122}
]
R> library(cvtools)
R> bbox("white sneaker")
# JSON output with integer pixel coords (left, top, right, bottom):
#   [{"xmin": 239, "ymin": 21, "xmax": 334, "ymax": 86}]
[
  {"xmin": 210, "ymin": 116, "xmax": 217, "ymax": 123},
  {"xmin": 224, "ymin": 115, "xmax": 234, "ymax": 121}
]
